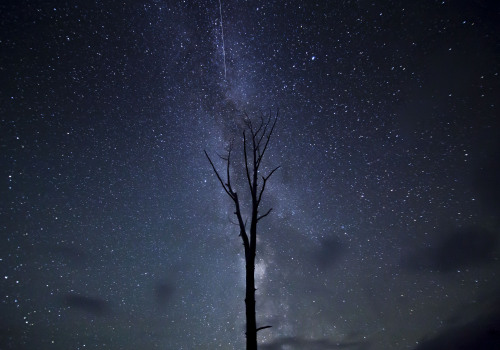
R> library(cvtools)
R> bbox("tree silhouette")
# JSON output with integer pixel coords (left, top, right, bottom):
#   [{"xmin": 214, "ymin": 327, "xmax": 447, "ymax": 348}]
[{"xmin": 204, "ymin": 110, "xmax": 279, "ymax": 350}]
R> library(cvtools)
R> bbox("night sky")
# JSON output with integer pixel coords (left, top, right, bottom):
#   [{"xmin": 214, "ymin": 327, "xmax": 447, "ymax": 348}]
[{"xmin": 1, "ymin": 1, "xmax": 499, "ymax": 349}]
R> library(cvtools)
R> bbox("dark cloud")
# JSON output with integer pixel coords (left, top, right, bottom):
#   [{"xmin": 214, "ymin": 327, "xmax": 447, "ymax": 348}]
[
  {"xmin": 52, "ymin": 244, "xmax": 87, "ymax": 265},
  {"xmin": 63, "ymin": 294, "xmax": 111, "ymax": 316},
  {"xmin": 413, "ymin": 309, "xmax": 500, "ymax": 350},
  {"xmin": 314, "ymin": 236, "xmax": 345, "ymax": 269},
  {"xmin": 473, "ymin": 155, "xmax": 500, "ymax": 211},
  {"xmin": 260, "ymin": 336, "xmax": 367, "ymax": 350},
  {"xmin": 154, "ymin": 281, "xmax": 174, "ymax": 306},
  {"xmin": 0, "ymin": 323, "xmax": 28, "ymax": 350},
  {"xmin": 402, "ymin": 226, "xmax": 498, "ymax": 272}
]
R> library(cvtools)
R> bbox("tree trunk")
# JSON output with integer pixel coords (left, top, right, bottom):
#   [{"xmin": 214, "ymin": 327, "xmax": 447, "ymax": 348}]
[{"xmin": 245, "ymin": 247, "xmax": 257, "ymax": 350}]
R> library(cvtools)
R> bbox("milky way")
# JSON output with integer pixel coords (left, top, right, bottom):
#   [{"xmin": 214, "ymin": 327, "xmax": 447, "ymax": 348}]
[{"xmin": 1, "ymin": 1, "xmax": 499, "ymax": 349}]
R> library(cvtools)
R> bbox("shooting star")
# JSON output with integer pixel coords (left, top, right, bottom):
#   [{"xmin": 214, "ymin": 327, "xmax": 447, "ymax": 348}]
[{"xmin": 218, "ymin": 0, "xmax": 227, "ymax": 79}]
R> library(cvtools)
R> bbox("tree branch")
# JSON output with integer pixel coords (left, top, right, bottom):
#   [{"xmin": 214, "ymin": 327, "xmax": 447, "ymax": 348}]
[
  {"xmin": 254, "ymin": 114, "xmax": 265, "ymax": 141},
  {"xmin": 256, "ymin": 326, "xmax": 272, "ymax": 332},
  {"xmin": 264, "ymin": 165, "xmax": 281, "ymax": 181},
  {"xmin": 234, "ymin": 194, "xmax": 250, "ymax": 249},
  {"xmin": 258, "ymin": 165, "xmax": 281, "ymax": 204},
  {"xmin": 257, "ymin": 208, "xmax": 272, "ymax": 221},
  {"xmin": 243, "ymin": 131, "xmax": 253, "ymax": 192},
  {"xmin": 225, "ymin": 144, "xmax": 233, "ymax": 193},
  {"xmin": 204, "ymin": 150, "xmax": 233, "ymax": 200},
  {"xmin": 256, "ymin": 109, "xmax": 278, "ymax": 168},
  {"xmin": 256, "ymin": 112, "xmax": 270, "ymax": 151}
]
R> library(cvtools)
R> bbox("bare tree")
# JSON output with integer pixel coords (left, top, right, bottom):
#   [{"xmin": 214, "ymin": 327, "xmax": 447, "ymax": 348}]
[{"xmin": 204, "ymin": 110, "xmax": 279, "ymax": 350}]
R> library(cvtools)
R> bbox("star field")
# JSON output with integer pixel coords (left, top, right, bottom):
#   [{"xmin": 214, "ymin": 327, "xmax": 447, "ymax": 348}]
[{"xmin": 1, "ymin": 1, "xmax": 499, "ymax": 349}]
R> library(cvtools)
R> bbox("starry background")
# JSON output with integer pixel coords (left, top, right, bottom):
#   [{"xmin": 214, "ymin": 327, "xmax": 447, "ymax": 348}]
[{"xmin": 1, "ymin": 1, "xmax": 499, "ymax": 349}]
